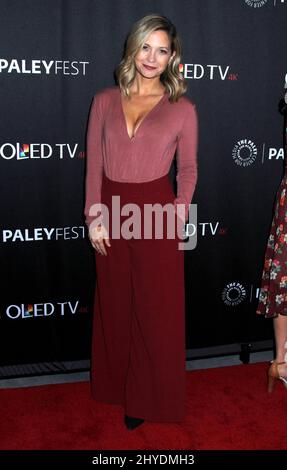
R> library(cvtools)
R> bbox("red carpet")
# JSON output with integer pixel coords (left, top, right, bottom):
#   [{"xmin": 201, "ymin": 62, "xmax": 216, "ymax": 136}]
[{"xmin": 0, "ymin": 362, "xmax": 287, "ymax": 450}]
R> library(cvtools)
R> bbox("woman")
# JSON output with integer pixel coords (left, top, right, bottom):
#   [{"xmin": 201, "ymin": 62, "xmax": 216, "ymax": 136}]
[
  {"xmin": 84, "ymin": 14, "xmax": 198, "ymax": 429},
  {"xmin": 256, "ymin": 85, "xmax": 287, "ymax": 393}
]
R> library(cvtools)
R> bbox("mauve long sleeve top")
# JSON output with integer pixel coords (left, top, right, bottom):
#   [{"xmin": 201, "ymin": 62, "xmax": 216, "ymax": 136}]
[{"xmin": 84, "ymin": 85, "xmax": 198, "ymax": 228}]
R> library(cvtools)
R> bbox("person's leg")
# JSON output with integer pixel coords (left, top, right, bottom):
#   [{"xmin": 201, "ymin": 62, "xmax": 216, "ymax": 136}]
[
  {"xmin": 274, "ymin": 314, "xmax": 287, "ymax": 362},
  {"xmin": 91, "ymin": 235, "xmax": 133, "ymax": 405},
  {"xmin": 273, "ymin": 314, "xmax": 287, "ymax": 378},
  {"xmin": 124, "ymin": 233, "xmax": 186, "ymax": 422}
]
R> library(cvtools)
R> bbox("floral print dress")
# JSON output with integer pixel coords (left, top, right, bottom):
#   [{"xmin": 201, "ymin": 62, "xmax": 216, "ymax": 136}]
[{"xmin": 257, "ymin": 174, "xmax": 287, "ymax": 318}]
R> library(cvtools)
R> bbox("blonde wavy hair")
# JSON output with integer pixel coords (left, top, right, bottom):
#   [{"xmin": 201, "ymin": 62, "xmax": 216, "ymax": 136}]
[{"xmin": 114, "ymin": 14, "xmax": 187, "ymax": 103}]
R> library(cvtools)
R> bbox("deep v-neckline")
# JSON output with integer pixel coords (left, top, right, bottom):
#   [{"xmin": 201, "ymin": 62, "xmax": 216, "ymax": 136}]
[{"xmin": 119, "ymin": 87, "xmax": 167, "ymax": 141}]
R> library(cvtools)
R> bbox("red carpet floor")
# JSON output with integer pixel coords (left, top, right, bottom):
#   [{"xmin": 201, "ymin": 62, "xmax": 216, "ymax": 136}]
[{"xmin": 0, "ymin": 362, "xmax": 287, "ymax": 450}]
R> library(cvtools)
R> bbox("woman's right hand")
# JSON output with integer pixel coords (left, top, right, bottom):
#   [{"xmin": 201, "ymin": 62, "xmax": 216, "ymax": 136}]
[{"xmin": 88, "ymin": 223, "xmax": 111, "ymax": 255}]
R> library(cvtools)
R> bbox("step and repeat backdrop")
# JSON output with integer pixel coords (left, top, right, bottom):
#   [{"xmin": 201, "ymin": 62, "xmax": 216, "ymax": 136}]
[{"xmin": 1, "ymin": 0, "xmax": 287, "ymax": 374}]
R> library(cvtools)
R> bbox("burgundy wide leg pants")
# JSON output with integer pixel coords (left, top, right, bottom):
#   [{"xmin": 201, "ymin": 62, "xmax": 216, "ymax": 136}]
[{"xmin": 91, "ymin": 172, "xmax": 186, "ymax": 422}]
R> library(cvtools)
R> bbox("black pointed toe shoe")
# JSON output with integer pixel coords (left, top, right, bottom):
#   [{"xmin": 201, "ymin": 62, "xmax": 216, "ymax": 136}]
[{"xmin": 124, "ymin": 414, "xmax": 145, "ymax": 430}]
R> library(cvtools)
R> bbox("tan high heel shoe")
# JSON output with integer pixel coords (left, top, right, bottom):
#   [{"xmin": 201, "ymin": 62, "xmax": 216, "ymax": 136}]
[{"xmin": 267, "ymin": 361, "xmax": 287, "ymax": 393}]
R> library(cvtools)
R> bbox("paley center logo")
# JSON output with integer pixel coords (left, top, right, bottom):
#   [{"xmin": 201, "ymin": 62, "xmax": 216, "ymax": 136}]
[
  {"xmin": 179, "ymin": 63, "xmax": 238, "ymax": 82},
  {"xmin": 244, "ymin": 0, "xmax": 268, "ymax": 7},
  {"xmin": 2, "ymin": 301, "xmax": 86, "ymax": 320},
  {"xmin": 222, "ymin": 282, "xmax": 247, "ymax": 306},
  {"xmin": 245, "ymin": 0, "xmax": 286, "ymax": 7},
  {"xmin": 232, "ymin": 139, "xmax": 258, "ymax": 167},
  {"xmin": 0, "ymin": 59, "xmax": 89, "ymax": 75},
  {"xmin": 0, "ymin": 142, "xmax": 81, "ymax": 160},
  {"xmin": 232, "ymin": 139, "xmax": 285, "ymax": 167}
]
